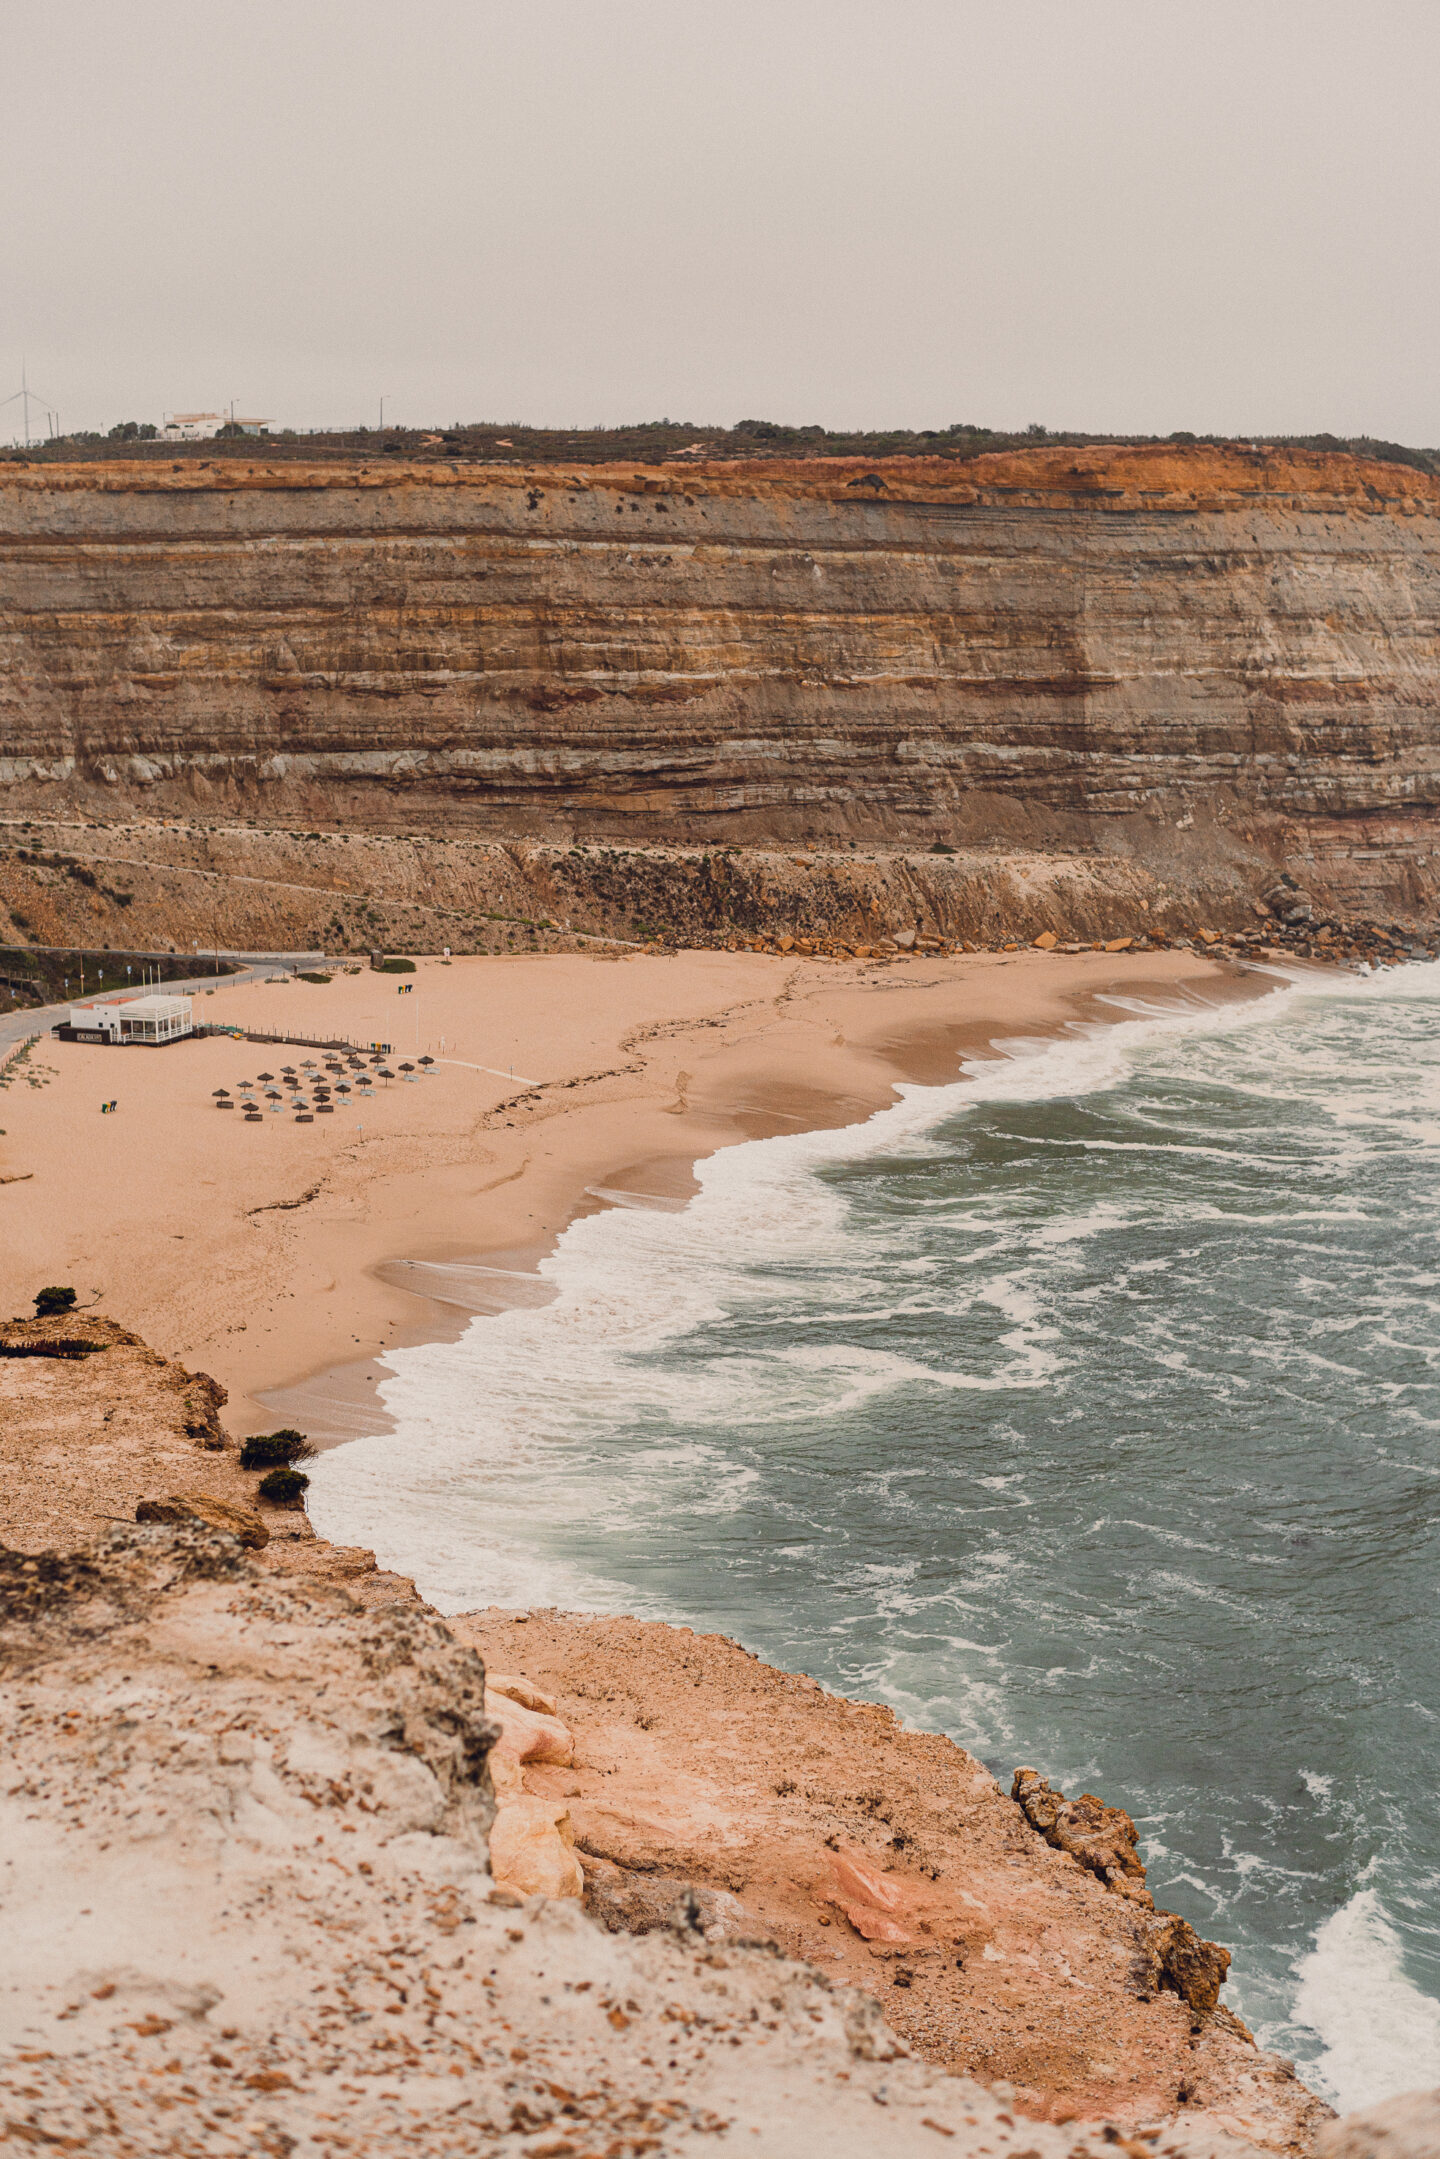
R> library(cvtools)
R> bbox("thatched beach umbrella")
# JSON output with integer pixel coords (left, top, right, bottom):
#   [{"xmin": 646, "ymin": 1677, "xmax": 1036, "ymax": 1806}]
[
  {"xmin": 256, "ymin": 1071, "xmax": 274, "ymax": 1083},
  {"xmin": 418, "ymin": 1055, "xmax": 435, "ymax": 1071}
]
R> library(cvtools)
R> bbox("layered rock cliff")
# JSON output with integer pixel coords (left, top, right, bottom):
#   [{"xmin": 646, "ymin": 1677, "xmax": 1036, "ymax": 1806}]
[{"xmin": 2, "ymin": 444, "xmax": 1439, "ymax": 917}]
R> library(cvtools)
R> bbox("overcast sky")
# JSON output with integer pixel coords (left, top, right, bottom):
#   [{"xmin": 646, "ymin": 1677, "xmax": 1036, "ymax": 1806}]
[{"xmin": 3, "ymin": 0, "xmax": 1438, "ymax": 444}]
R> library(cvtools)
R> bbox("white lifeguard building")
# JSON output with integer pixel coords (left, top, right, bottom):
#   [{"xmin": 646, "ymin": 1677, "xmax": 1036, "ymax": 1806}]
[{"xmin": 62, "ymin": 993, "xmax": 193, "ymax": 1045}]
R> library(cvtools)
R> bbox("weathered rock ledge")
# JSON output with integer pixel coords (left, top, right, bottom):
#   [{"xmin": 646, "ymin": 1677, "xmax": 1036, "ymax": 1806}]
[
  {"xmin": 0, "ymin": 1311, "xmax": 421, "ymax": 1608},
  {"xmin": 454, "ymin": 1606, "xmax": 1327, "ymax": 2150},
  {"xmin": 0, "ymin": 1522, "xmax": 1322, "ymax": 2159}
]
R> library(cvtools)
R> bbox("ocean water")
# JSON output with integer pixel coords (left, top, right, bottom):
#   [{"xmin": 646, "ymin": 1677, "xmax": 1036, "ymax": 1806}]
[{"xmin": 309, "ymin": 963, "xmax": 1440, "ymax": 2113}]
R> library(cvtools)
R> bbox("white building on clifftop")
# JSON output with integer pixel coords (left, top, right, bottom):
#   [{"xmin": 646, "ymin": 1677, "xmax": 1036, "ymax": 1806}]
[
  {"xmin": 161, "ymin": 412, "xmax": 271, "ymax": 441},
  {"xmin": 161, "ymin": 412, "xmax": 224, "ymax": 441}
]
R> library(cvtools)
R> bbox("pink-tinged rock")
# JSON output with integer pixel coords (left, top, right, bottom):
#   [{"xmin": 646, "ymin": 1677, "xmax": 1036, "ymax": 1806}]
[
  {"xmin": 843, "ymin": 1904, "xmax": 911, "ymax": 1945},
  {"xmin": 831, "ymin": 1849, "xmax": 903, "ymax": 1912},
  {"xmin": 489, "ymin": 1797, "xmax": 584, "ymax": 1900},
  {"xmin": 487, "ymin": 1693, "xmax": 575, "ymax": 1796},
  {"xmin": 488, "ymin": 1671, "xmax": 560, "ymax": 1718}
]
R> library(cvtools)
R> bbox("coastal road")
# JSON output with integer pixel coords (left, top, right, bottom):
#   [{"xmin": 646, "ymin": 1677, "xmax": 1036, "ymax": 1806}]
[{"xmin": 0, "ymin": 951, "xmax": 327, "ymax": 1057}]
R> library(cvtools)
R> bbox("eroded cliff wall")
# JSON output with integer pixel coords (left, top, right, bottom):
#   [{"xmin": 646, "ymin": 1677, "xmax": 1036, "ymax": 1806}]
[{"xmin": 2, "ymin": 443, "xmax": 1439, "ymax": 912}]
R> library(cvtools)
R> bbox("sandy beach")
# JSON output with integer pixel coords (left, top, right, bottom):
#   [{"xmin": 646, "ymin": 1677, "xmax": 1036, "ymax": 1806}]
[{"xmin": 0, "ymin": 944, "xmax": 1269, "ymax": 1434}]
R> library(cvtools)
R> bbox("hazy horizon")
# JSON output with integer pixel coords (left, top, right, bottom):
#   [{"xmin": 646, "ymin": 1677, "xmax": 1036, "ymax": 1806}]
[{"xmin": 4, "ymin": 0, "xmax": 1438, "ymax": 446}]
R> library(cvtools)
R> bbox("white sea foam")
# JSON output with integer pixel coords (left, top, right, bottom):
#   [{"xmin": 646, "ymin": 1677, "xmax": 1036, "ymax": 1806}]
[
  {"xmin": 309, "ymin": 967, "xmax": 1340, "ymax": 1610},
  {"xmin": 1292, "ymin": 1888, "xmax": 1440, "ymax": 2112},
  {"xmin": 304, "ymin": 959, "xmax": 1440, "ymax": 2089}
]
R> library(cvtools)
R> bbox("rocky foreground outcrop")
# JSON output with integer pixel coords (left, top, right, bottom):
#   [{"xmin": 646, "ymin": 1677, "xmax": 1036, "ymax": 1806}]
[
  {"xmin": 455, "ymin": 1609, "xmax": 1329, "ymax": 2151},
  {"xmin": 3, "ymin": 444, "xmax": 1440, "ymax": 920},
  {"xmin": 0, "ymin": 1309, "xmax": 1407, "ymax": 2154},
  {"xmin": 2, "ymin": 1522, "xmax": 1296, "ymax": 2159},
  {"xmin": 0, "ymin": 1311, "xmax": 419, "ymax": 1607}
]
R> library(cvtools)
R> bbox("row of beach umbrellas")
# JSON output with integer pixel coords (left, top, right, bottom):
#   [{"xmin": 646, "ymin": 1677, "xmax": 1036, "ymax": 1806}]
[{"xmin": 213, "ymin": 1050, "xmax": 436, "ymax": 1121}]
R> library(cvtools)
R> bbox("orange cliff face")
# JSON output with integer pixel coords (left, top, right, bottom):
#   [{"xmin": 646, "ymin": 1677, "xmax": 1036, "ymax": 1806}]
[{"xmin": 2, "ymin": 442, "xmax": 1439, "ymax": 914}]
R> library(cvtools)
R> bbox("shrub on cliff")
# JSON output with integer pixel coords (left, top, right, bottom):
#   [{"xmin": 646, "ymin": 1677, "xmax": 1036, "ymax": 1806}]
[
  {"xmin": 257, "ymin": 1466, "xmax": 310, "ymax": 1508},
  {"xmin": 240, "ymin": 1429, "xmax": 314, "ymax": 1471},
  {"xmin": 34, "ymin": 1286, "xmax": 77, "ymax": 1317}
]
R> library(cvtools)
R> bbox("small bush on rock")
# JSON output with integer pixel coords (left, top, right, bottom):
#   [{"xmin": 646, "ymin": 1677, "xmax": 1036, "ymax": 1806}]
[
  {"xmin": 240, "ymin": 1429, "xmax": 313, "ymax": 1471},
  {"xmin": 257, "ymin": 1466, "xmax": 310, "ymax": 1508},
  {"xmin": 34, "ymin": 1286, "xmax": 77, "ymax": 1317}
]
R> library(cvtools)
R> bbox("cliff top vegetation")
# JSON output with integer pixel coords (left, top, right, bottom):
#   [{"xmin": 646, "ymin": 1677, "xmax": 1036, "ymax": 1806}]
[{"xmin": 7, "ymin": 415, "xmax": 1438, "ymax": 477}]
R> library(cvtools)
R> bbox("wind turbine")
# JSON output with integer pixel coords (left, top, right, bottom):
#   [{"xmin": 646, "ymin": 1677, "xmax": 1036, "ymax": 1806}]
[{"xmin": 1, "ymin": 361, "xmax": 58, "ymax": 448}]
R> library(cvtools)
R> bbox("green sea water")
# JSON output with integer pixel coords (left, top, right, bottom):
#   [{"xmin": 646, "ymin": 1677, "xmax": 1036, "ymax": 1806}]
[{"xmin": 312, "ymin": 961, "xmax": 1440, "ymax": 2110}]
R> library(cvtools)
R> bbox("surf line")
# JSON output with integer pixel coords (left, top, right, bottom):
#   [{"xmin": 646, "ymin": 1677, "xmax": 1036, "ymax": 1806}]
[{"xmin": 439, "ymin": 1056, "xmax": 545, "ymax": 1087}]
